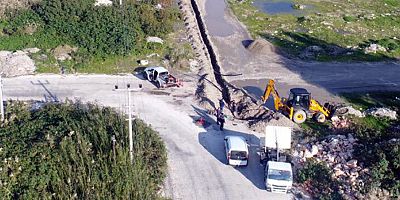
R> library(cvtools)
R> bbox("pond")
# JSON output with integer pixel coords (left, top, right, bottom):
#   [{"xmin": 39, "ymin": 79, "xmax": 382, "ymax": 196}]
[{"xmin": 252, "ymin": 0, "xmax": 311, "ymax": 16}]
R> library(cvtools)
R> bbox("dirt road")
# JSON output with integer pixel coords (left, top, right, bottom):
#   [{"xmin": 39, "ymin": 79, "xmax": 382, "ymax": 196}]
[
  {"xmin": 199, "ymin": 0, "xmax": 400, "ymax": 103},
  {"xmin": 3, "ymin": 74, "xmax": 291, "ymax": 200}
]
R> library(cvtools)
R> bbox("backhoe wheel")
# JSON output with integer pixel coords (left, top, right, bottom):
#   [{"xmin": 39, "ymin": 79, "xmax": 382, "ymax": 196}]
[
  {"xmin": 314, "ymin": 112, "xmax": 326, "ymax": 123},
  {"xmin": 293, "ymin": 110, "xmax": 307, "ymax": 124}
]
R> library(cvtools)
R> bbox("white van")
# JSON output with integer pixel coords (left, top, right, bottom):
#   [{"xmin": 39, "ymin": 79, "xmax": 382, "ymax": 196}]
[{"xmin": 224, "ymin": 136, "xmax": 249, "ymax": 166}]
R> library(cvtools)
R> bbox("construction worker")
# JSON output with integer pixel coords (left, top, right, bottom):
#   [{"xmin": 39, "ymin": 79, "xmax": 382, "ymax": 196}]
[
  {"xmin": 216, "ymin": 110, "xmax": 225, "ymax": 131},
  {"xmin": 219, "ymin": 99, "xmax": 225, "ymax": 112}
]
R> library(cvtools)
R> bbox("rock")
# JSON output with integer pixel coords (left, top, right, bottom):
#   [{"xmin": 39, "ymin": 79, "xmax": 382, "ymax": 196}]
[
  {"xmin": 364, "ymin": 107, "xmax": 397, "ymax": 120},
  {"xmin": 300, "ymin": 46, "xmax": 324, "ymax": 59},
  {"xmin": 346, "ymin": 159, "xmax": 357, "ymax": 168},
  {"xmin": 23, "ymin": 48, "xmax": 41, "ymax": 54},
  {"xmin": 94, "ymin": 0, "xmax": 113, "ymax": 6},
  {"xmin": 304, "ymin": 149, "xmax": 314, "ymax": 158},
  {"xmin": 292, "ymin": 4, "xmax": 306, "ymax": 10},
  {"xmin": 0, "ymin": 50, "xmax": 35, "ymax": 77},
  {"xmin": 335, "ymin": 169, "xmax": 345, "ymax": 177},
  {"xmin": 140, "ymin": 60, "xmax": 149, "ymax": 65},
  {"xmin": 146, "ymin": 36, "xmax": 164, "ymax": 44},
  {"xmin": 189, "ymin": 59, "xmax": 199, "ymax": 69},
  {"xmin": 339, "ymin": 106, "xmax": 364, "ymax": 117},
  {"xmin": 364, "ymin": 43, "xmax": 387, "ymax": 54},
  {"xmin": 311, "ymin": 145, "xmax": 318, "ymax": 156},
  {"xmin": 51, "ymin": 45, "xmax": 78, "ymax": 61}
]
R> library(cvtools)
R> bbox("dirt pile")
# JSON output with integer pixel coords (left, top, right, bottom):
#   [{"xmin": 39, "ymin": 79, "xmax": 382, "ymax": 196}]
[
  {"xmin": 246, "ymin": 39, "xmax": 276, "ymax": 55},
  {"xmin": 0, "ymin": 50, "xmax": 35, "ymax": 77},
  {"xmin": 293, "ymin": 134, "xmax": 369, "ymax": 199},
  {"xmin": 228, "ymin": 85, "xmax": 296, "ymax": 132}
]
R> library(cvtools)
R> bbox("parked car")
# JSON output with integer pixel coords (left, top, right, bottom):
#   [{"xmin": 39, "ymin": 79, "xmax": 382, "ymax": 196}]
[
  {"xmin": 224, "ymin": 136, "xmax": 249, "ymax": 166},
  {"xmin": 143, "ymin": 66, "xmax": 182, "ymax": 88}
]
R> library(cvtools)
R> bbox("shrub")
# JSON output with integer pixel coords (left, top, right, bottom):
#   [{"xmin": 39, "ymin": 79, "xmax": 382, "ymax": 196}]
[
  {"xmin": 0, "ymin": 101, "xmax": 167, "ymax": 199},
  {"xmin": 298, "ymin": 159, "xmax": 341, "ymax": 200}
]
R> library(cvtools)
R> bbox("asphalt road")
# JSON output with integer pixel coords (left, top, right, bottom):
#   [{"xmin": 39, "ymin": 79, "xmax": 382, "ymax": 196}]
[{"xmin": 3, "ymin": 74, "xmax": 291, "ymax": 200}]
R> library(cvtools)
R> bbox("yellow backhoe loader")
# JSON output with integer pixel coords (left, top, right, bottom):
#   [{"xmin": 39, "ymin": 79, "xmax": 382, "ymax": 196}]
[{"xmin": 261, "ymin": 80, "xmax": 335, "ymax": 124}]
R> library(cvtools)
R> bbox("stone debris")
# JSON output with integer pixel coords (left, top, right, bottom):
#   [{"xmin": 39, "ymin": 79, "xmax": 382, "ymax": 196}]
[
  {"xmin": 364, "ymin": 44, "xmax": 387, "ymax": 54},
  {"xmin": 300, "ymin": 45, "xmax": 324, "ymax": 59},
  {"xmin": 22, "ymin": 48, "xmax": 41, "ymax": 54},
  {"xmin": 293, "ymin": 134, "xmax": 369, "ymax": 199},
  {"xmin": 146, "ymin": 36, "xmax": 164, "ymax": 44},
  {"xmin": 337, "ymin": 106, "xmax": 364, "ymax": 117},
  {"xmin": 51, "ymin": 45, "xmax": 78, "ymax": 61},
  {"xmin": 0, "ymin": 50, "xmax": 35, "ymax": 77},
  {"xmin": 140, "ymin": 60, "xmax": 149, "ymax": 66},
  {"xmin": 94, "ymin": 0, "xmax": 112, "ymax": 6},
  {"xmin": 331, "ymin": 115, "xmax": 351, "ymax": 129},
  {"xmin": 364, "ymin": 107, "xmax": 397, "ymax": 120},
  {"xmin": 292, "ymin": 4, "xmax": 306, "ymax": 10}
]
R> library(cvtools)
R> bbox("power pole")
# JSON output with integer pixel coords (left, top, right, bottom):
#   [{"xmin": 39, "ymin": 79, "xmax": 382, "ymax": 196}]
[
  {"xmin": 0, "ymin": 76, "xmax": 4, "ymax": 121},
  {"xmin": 114, "ymin": 83, "xmax": 142, "ymax": 163}
]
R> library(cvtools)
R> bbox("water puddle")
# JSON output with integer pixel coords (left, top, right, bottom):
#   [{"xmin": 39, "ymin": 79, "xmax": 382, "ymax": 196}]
[{"xmin": 252, "ymin": 0, "xmax": 312, "ymax": 16}]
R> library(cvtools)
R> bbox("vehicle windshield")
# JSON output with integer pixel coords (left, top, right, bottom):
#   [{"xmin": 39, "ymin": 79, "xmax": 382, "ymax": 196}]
[
  {"xmin": 230, "ymin": 151, "xmax": 247, "ymax": 160},
  {"xmin": 159, "ymin": 72, "xmax": 169, "ymax": 77},
  {"xmin": 268, "ymin": 169, "xmax": 292, "ymax": 181}
]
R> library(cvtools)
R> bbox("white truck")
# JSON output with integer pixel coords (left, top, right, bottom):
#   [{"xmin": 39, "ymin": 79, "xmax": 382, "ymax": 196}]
[{"xmin": 260, "ymin": 126, "xmax": 293, "ymax": 193}]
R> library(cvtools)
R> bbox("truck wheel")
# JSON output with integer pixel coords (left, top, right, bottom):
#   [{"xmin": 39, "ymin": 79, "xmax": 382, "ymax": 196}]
[
  {"xmin": 293, "ymin": 110, "xmax": 307, "ymax": 124},
  {"xmin": 314, "ymin": 112, "xmax": 326, "ymax": 123}
]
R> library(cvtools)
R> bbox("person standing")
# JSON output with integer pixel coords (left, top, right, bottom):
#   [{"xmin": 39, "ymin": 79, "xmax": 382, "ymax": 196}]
[
  {"xmin": 219, "ymin": 98, "xmax": 225, "ymax": 112},
  {"xmin": 218, "ymin": 111, "xmax": 225, "ymax": 131}
]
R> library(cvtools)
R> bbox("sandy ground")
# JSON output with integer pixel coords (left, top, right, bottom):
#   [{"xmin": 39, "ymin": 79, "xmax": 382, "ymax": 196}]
[
  {"xmin": 199, "ymin": 0, "xmax": 400, "ymax": 104},
  {"xmin": 3, "ymin": 74, "xmax": 291, "ymax": 200}
]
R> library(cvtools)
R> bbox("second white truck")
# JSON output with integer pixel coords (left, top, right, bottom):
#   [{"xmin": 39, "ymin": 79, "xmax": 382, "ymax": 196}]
[{"xmin": 260, "ymin": 126, "xmax": 293, "ymax": 193}]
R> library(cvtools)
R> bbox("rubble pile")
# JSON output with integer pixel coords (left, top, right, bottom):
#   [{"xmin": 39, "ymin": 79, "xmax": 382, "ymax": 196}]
[
  {"xmin": 0, "ymin": 50, "xmax": 36, "ymax": 77},
  {"xmin": 331, "ymin": 115, "xmax": 351, "ymax": 129},
  {"xmin": 337, "ymin": 106, "xmax": 364, "ymax": 117},
  {"xmin": 364, "ymin": 107, "xmax": 397, "ymax": 120},
  {"xmin": 293, "ymin": 134, "xmax": 369, "ymax": 199}
]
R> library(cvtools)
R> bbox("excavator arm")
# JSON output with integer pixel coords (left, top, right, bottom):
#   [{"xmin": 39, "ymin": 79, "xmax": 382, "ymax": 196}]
[{"xmin": 261, "ymin": 80, "xmax": 284, "ymax": 110}]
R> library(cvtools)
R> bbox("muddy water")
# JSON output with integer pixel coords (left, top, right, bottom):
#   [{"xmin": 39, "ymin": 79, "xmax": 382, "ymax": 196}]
[{"xmin": 253, "ymin": 0, "xmax": 310, "ymax": 16}]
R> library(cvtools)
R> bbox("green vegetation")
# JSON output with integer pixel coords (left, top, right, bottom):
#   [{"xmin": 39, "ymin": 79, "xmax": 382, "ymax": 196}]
[
  {"xmin": 301, "ymin": 92, "xmax": 400, "ymax": 197},
  {"xmin": 342, "ymin": 91, "xmax": 400, "ymax": 196},
  {"xmin": 298, "ymin": 159, "xmax": 341, "ymax": 200},
  {"xmin": 0, "ymin": 0, "xmax": 192, "ymax": 73},
  {"xmin": 0, "ymin": 101, "xmax": 167, "ymax": 199},
  {"xmin": 228, "ymin": 0, "xmax": 400, "ymax": 61}
]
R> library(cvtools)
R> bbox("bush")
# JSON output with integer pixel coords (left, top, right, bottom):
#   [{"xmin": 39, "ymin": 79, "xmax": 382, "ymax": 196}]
[
  {"xmin": 0, "ymin": 101, "xmax": 167, "ymax": 199},
  {"xmin": 353, "ymin": 127, "xmax": 400, "ymax": 197},
  {"xmin": 298, "ymin": 159, "xmax": 341, "ymax": 200},
  {"xmin": 1, "ymin": 0, "xmax": 178, "ymax": 57}
]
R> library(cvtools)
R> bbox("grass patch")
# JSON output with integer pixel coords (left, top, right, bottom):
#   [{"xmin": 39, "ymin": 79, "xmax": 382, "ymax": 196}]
[
  {"xmin": 341, "ymin": 91, "xmax": 400, "ymax": 110},
  {"xmin": 228, "ymin": 0, "xmax": 400, "ymax": 61}
]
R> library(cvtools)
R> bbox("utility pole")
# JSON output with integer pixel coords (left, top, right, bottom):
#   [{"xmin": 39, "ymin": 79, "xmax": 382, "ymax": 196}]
[
  {"xmin": 114, "ymin": 83, "xmax": 142, "ymax": 163},
  {"xmin": 0, "ymin": 76, "xmax": 4, "ymax": 121}
]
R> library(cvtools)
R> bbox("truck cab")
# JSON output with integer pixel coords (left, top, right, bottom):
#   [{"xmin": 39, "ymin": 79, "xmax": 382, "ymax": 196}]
[{"xmin": 265, "ymin": 161, "xmax": 293, "ymax": 193}]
